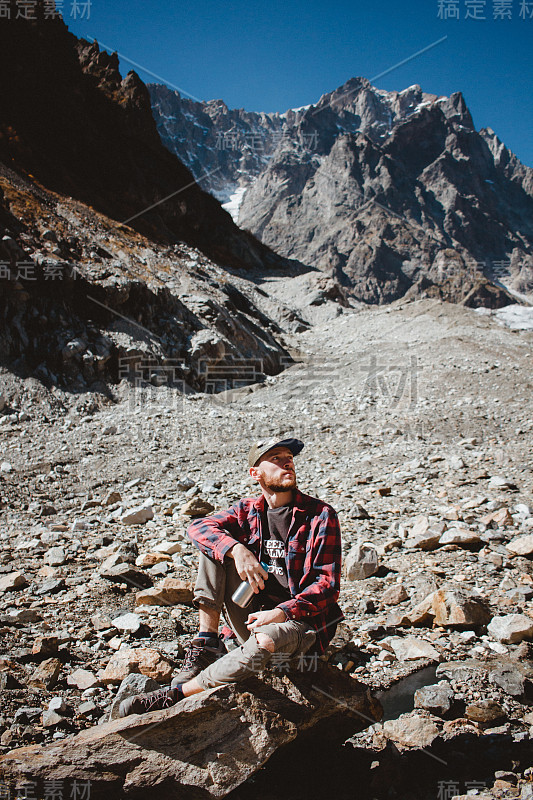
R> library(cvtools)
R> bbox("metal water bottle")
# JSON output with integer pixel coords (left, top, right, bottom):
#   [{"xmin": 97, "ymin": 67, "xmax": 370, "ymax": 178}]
[{"xmin": 232, "ymin": 561, "xmax": 269, "ymax": 608}]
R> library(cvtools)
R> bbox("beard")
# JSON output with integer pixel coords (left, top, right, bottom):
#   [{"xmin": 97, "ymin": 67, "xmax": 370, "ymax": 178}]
[{"xmin": 263, "ymin": 473, "xmax": 297, "ymax": 492}]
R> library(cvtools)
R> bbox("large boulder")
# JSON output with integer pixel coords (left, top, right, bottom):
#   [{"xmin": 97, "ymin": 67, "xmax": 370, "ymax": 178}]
[{"xmin": 0, "ymin": 663, "xmax": 381, "ymax": 798}]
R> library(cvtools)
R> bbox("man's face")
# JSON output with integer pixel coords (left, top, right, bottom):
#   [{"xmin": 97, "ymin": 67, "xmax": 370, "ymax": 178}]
[{"xmin": 250, "ymin": 446, "xmax": 297, "ymax": 492}]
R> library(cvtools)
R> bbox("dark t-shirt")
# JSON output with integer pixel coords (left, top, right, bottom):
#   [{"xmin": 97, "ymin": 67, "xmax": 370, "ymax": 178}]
[{"xmin": 257, "ymin": 503, "xmax": 292, "ymax": 608}]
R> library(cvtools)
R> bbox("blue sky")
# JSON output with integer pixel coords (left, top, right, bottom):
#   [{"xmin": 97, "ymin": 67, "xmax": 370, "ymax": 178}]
[{"xmin": 68, "ymin": 0, "xmax": 533, "ymax": 165}]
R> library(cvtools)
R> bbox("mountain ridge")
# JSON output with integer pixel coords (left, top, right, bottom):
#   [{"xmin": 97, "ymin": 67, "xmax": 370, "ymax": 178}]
[{"xmin": 150, "ymin": 77, "xmax": 533, "ymax": 305}]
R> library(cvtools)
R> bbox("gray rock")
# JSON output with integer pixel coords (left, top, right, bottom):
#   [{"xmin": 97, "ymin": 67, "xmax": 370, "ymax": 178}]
[
  {"xmin": 436, "ymin": 659, "xmax": 487, "ymax": 682},
  {"xmin": 344, "ymin": 542, "xmax": 379, "ymax": 580},
  {"xmin": 383, "ymin": 636, "xmax": 440, "ymax": 661},
  {"xmin": 42, "ymin": 710, "xmax": 64, "ymax": 728},
  {"xmin": 488, "ymin": 614, "xmax": 533, "ymax": 644},
  {"xmin": 91, "ymin": 612, "xmax": 114, "ymax": 631},
  {"xmin": 13, "ymin": 707, "xmax": 42, "ymax": 725},
  {"xmin": 48, "ymin": 697, "xmax": 68, "ymax": 714},
  {"xmin": 111, "ymin": 612, "xmax": 142, "ymax": 634},
  {"xmin": 121, "ymin": 503, "xmax": 154, "ymax": 525},
  {"xmin": 0, "ymin": 571, "xmax": 28, "ymax": 592},
  {"xmin": 489, "ymin": 665, "xmax": 526, "ymax": 696},
  {"xmin": 447, "ymin": 456, "xmax": 466, "ymax": 471},
  {"xmin": 99, "ymin": 563, "xmax": 153, "ymax": 589},
  {"xmin": 35, "ymin": 578, "xmax": 66, "ymax": 596},
  {"xmin": 506, "ymin": 534, "xmax": 533, "ymax": 557},
  {"xmin": 78, "ymin": 701, "xmax": 99, "ymax": 717},
  {"xmin": 439, "ymin": 528, "xmax": 482, "ymax": 548},
  {"xmin": 349, "ymin": 503, "xmax": 370, "ymax": 520},
  {"xmin": 45, "ymin": 546, "xmax": 66, "ymax": 566},
  {"xmin": 414, "ymin": 681, "xmax": 454, "ymax": 716},
  {"xmin": 489, "ymin": 476, "xmax": 517, "ymax": 489},
  {"xmin": 381, "ymin": 584, "xmax": 408, "ymax": 605}
]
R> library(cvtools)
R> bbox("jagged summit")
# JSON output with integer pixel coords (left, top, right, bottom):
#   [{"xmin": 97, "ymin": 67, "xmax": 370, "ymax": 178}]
[{"xmin": 150, "ymin": 75, "xmax": 533, "ymax": 304}]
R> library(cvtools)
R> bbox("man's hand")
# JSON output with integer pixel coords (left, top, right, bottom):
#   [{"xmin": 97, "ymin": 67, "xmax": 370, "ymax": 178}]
[
  {"xmin": 246, "ymin": 608, "xmax": 286, "ymax": 630},
  {"xmin": 228, "ymin": 543, "xmax": 267, "ymax": 592}
]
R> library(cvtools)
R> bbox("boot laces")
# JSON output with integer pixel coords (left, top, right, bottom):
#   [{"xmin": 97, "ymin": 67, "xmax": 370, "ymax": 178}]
[
  {"xmin": 138, "ymin": 687, "xmax": 176, "ymax": 712},
  {"xmin": 182, "ymin": 641, "xmax": 205, "ymax": 670}
]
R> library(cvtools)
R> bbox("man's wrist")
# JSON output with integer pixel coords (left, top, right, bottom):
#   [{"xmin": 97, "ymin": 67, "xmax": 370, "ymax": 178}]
[{"xmin": 226, "ymin": 542, "xmax": 244, "ymax": 560}]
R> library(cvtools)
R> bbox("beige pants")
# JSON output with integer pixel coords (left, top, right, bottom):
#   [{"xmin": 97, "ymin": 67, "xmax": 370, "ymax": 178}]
[{"xmin": 192, "ymin": 552, "xmax": 316, "ymax": 690}]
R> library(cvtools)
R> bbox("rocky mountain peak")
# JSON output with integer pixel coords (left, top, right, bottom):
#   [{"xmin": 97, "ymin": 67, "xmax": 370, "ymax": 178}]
[{"xmin": 149, "ymin": 71, "xmax": 532, "ymax": 304}]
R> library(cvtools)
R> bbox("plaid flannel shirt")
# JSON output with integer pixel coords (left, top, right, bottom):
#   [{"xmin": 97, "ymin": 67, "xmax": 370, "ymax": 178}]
[{"xmin": 187, "ymin": 489, "xmax": 343, "ymax": 654}]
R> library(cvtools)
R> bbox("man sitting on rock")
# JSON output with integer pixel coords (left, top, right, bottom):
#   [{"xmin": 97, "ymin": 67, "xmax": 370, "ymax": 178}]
[{"xmin": 120, "ymin": 436, "xmax": 343, "ymax": 717}]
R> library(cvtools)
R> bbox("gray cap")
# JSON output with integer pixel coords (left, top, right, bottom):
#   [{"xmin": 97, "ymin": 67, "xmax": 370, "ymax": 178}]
[{"xmin": 248, "ymin": 437, "xmax": 304, "ymax": 469}]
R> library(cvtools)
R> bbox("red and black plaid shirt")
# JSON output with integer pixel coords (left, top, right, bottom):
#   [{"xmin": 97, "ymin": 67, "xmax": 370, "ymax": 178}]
[{"xmin": 187, "ymin": 489, "xmax": 343, "ymax": 654}]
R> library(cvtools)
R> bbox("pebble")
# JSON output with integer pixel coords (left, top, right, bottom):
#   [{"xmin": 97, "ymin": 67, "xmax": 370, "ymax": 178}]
[
  {"xmin": 506, "ymin": 534, "xmax": 533, "ymax": 557},
  {"xmin": 35, "ymin": 578, "xmax": 66, "ymax": 596},
  {"xmin": 111, "ymin": 612, "xmax": 142, "ymax": 634},
  {"xmin": 67, "ymin": 669, "xmax": 100, "ymax": 690},
  {"xmin": 78, "ymin": 701, "xmax": 98, "ymax": 717},
  {"xmin": 32, "ymin": 636, "xmax": 59, "ymax": 657},
  {"xmin": 439, "ymin": 528, "xmax": 481, "ymax": 547},
  {"xmin": 382, "ymin": 636, "xmax": 439, "ymax": 661},
  {"xmin": 13, "ymin": 707, "xmax": 42, "ymax": 725},
  {"xmin": 406, "ymin": 529, "xmax": 442, "ymax": 551},
  {"xmin": 48, "ymin": 697, "xmax": 68, "ymax": 714},
  {"xmin": 431, "ymin": 589, "xmax": 491, "ymax": 627},
  {"xmin": 180, "ymin": 498, "xmax": 215, "ymax": 517},
  {"xmin": 153, "ymin": 540, "xmax": 183, "ymax": 555},
  {"xmin": 0, "ymin": 571, "xmax": 28, "ymax": 592},
  {"xmin": 121, "ymin": 503, "xmax": 154, "ymax": 525},
  {"xmin": 103, "ymin": 491, "xmax": 122, "ymax": 506},
  {"xmin": 135, "ymin": 552, "xmax": 172, "ymax": 567},
  {"xmin": 381, "ymin": 584, "xmax": 408, "ymax": 605},
  {"xmin": 135, "ymin": 578, "xmax": 194, "ymax": 606},
  {"xmin": 44, "ymin": 546, "xmax": 66, "ymax": 566},
  {"xmin": 42, "ymin": 710, "xmax": 64, "ymax": 728},
  {"xmin": 99, "ymin": 562, "xmax": 153, "ymax": 588}
]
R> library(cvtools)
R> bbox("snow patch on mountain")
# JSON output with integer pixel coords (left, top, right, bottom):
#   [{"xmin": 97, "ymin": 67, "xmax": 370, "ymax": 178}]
[{"xmin": 220, "ymin": 186, "xmax": 248, "ymax": 221}]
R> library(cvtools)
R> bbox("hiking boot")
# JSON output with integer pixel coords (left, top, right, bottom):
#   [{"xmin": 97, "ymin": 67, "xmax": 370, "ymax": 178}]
[
  {"xmin": 170, "ymin": 635, "xmax": 227, "ymax": 688},
  {"xmin": 118, "ymin": 686, "xmax": 180, "ymax": 718}
]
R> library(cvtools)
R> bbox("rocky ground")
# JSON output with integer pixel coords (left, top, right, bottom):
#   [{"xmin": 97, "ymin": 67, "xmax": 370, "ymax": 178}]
[{"xmin": 1, "ymin": 296, "xmax": 532, "ymax": 799}]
